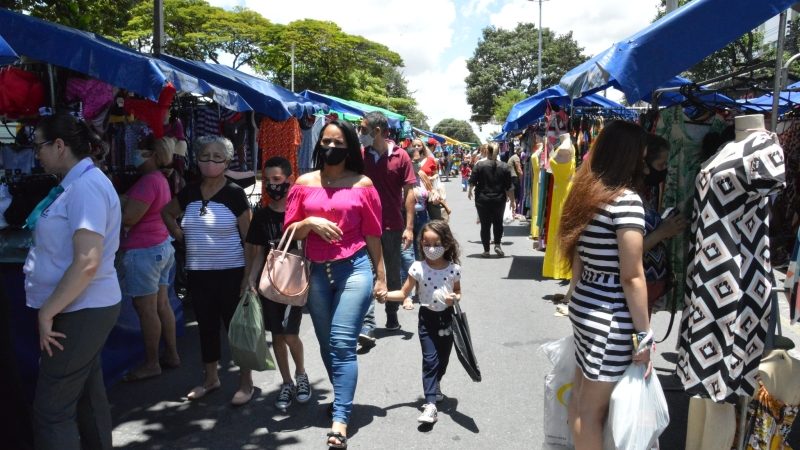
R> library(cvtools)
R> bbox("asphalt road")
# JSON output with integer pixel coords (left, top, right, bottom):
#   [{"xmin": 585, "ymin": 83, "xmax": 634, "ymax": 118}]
[{"xmin": 109, "ymin": 176, "xmax": 800, "ymax": 450}]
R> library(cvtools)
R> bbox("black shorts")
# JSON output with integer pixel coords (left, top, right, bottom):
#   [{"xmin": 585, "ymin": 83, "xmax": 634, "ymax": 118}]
[{"xmin": 259, "ymin": 295, "xmax": 303, "ymax": 335}]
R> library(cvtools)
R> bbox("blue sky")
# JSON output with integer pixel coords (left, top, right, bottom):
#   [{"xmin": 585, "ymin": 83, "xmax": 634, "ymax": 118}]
[{"xmin": 209, "ymin": 0, "xmax": 660, "ymax": 139}]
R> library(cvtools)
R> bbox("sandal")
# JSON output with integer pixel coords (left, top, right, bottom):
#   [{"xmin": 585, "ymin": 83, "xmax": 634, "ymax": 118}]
[
  {"xmin": 159, "ymin": 356, "xmax": 181, "ymax": 369},
  {"xmin": 326, "ymin": 431, "xmax": 348, "ymax": 449},
  {"xmin": 230, "ymin": 387, "xmax": 254, "ymax": 406},
  {"xmin": 187, "ymin": 380, "xmax": 221, "ymax": 401}
]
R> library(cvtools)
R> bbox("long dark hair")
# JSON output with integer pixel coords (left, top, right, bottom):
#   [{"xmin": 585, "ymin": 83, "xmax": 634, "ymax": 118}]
[
  {"xmin": 37, "ymin": 112, "xmax": 107, "ymax": 160},
  {"xmin": 559, "ymin": 120, "xmax": 648, "ymax": 265},
  {"xmin": 419, "ymin": 220, "xmax": 461, "ymax": 265},
  {"xmin": 313, "ymin": 119, "xmax": 364, "ymax": 174}
]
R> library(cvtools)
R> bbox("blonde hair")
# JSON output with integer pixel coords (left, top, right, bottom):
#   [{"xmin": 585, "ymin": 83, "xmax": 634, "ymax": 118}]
[{"xmin": 153, "ymin": 137, "xmax": 176, "ymax": 167}]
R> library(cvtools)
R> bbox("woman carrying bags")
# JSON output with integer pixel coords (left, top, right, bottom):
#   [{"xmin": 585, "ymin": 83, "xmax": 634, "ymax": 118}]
[{"xmin": 161, "ymin": 136, "xmax": 254, "ymax": 405}]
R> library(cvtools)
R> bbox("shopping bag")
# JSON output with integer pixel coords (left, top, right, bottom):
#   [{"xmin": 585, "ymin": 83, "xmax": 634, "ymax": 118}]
[
  {"xmin": 541, "ymin": 335, "xmax": 576, "ymax": 447},
  {"xmin": 604, "ymin": 363, "xmax": 669, "ymax": 450},
  {"xmin": 450, "ymin": 301, "xmax": 481, "ymax": 382},
  {"xmin": 503, "ymin": 200, "xmax": 513, "ymax": 224},
  {"xmin": 228, "ymin": 291, "xmax": 275, "ymax": 371}
]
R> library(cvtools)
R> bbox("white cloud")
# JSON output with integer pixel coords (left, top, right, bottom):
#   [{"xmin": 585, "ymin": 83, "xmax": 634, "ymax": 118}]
[
  {"xmin": 407, "ymin": 57, "xmax": 471, "ymax": 129},
  {"xmin": 489, "ymin": 0, "xmax": 660, "ymax": 56},
  {"xmin": 463, "ymin": 0, "xmax": 501, "ymax": 17},
  {"xmin": 218, "ymin": 0, "xmax": 458, "ymax": 77}
]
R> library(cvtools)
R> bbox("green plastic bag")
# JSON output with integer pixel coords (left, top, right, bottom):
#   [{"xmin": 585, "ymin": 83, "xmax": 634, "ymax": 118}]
[{"xmin": 228, "ymin": 291, "xmax": 275, "ymax": 371}]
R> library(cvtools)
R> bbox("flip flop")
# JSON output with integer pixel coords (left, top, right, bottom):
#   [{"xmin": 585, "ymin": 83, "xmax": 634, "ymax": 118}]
[
  {"xmin": 122, "ymin": 368, "xmax": 161, "ymax": 382},
  {"xmin": 187, "ymin": 381, "xmax": 221, "ymax": 401},
  {"xmin": 326, "ymin": 431, "xmax": 348, "ymax": 449},
  {"xmin": 159, "ymin": 357, "xmax": 181, "ymax": 369}
]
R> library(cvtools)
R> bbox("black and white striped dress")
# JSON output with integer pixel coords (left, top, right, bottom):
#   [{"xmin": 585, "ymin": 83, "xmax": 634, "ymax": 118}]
[{"xmin": 569, "ymin": 189, "xmax": 645, "ymax": 382}]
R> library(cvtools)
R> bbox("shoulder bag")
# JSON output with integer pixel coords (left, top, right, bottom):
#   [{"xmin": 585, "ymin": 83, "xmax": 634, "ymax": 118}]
[{"xmin": 258, "ymin": 224, "xmax": 310, "ymax": 306}]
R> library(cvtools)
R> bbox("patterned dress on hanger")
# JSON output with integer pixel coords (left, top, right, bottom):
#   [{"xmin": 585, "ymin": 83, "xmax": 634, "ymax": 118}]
[{"xmin": 677, "ymin": 131, "xmax": 785, "ymax": 402}]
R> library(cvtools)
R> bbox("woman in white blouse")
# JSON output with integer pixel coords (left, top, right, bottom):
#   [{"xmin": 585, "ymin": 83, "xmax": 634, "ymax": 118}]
[{"xmin": 24, "ymin": 112, "xmax": 122, "ymax": 450}]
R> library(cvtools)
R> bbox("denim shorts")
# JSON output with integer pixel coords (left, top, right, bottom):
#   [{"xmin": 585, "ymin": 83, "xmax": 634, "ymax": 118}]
[{"xmin": 117, "ymin": 239, "xmax": 175, "ymax": 297}]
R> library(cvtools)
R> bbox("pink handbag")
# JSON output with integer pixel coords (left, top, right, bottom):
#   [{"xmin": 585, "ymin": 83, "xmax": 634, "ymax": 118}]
[{"xmin": 258, "ymin": 224, "xmax": 310, "ymax": 306}]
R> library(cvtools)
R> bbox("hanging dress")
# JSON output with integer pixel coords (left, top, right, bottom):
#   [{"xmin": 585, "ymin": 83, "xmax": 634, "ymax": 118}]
[
  {"xmin": 542, "ymin": 155, "xmax": 574, "ymax": 279},
  {"xmin": 530, "ymin": 150, "xmax": 542, "ymax": 239},
  {"xmin": 677, "ymin": 131, "xmax": 785, "ymax": 402}
]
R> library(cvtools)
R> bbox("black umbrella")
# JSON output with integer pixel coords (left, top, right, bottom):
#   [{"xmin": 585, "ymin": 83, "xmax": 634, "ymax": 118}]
[{"xmin": 450, "ymin": 301, "xmax": 481, "ymax": 382}]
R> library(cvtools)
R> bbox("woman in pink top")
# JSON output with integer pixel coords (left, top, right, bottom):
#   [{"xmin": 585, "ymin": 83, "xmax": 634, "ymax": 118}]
[
  {"xmin": 285, "ymin": 119, "xmax": 384, "ymax": 449},
  {"xmin": 117, "ymin": 136, "xmax": 180, "ymax": 381}
]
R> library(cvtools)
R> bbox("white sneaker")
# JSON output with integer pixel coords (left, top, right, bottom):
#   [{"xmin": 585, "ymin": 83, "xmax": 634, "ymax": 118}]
[{"xmin": 417, "ymin": 403, "xmax": 438, "ymax": 424}]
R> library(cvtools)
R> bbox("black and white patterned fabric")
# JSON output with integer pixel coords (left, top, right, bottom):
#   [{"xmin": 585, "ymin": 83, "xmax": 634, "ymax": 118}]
[
  {"xmin": 677, "ymin": 131, "xmax": 785, "ymax": 402},
  {"xmin": 569, "ymin": 190, "xmax": 645, "ymax": 382}
]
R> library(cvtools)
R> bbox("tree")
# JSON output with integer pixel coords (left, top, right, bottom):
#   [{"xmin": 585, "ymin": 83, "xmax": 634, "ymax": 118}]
[
  {"xmin": 493, "ymin": 89, "xmax": 528, "ymax": 124},
  {"xmin": 200, "ymin": 7, "xmax": 273, "ymax": 69},
  {"xmin": 253, "ymin": 19, "xmax": 402, "ymax": 98},
  {"xmin": 122, "ymin": 0, "xmax": 219, "ymax": 60},
  {"xmin": 465, "ymin": 23, "xmax": 587, "ymax": 124},
  {"xmin": 433, "ymin": 119, "xmax": 481, "ymax": 144},
  {"xmin": 1, "ymin": 0, "xmax": 145, "ymax": 39}
]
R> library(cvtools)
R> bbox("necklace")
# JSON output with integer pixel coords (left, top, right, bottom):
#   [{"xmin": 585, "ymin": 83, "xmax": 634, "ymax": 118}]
[{"xmin": 321, "ymin": 172, "xmax": 348, "ymax": 185}]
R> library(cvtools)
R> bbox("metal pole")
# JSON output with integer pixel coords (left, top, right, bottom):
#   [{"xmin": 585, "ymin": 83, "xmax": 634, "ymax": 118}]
[
  {"xmin": 291, "ymin": 43, "xmax": 295, "ymax": 92},
  {"xmin": 771, "ymin": 10, "xmax": 788, "ymax": 131},
  {"xmin": 153, "ymin": 0, "xmax": 164, "ymax": 56},
  {"xmin": 537, "ymin": 0, "xmax": 542, "ymax": 92}
]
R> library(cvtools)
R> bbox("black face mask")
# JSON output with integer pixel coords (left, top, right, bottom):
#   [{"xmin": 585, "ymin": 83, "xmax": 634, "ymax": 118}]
[
  {"xmin": 266, "ymin": 182, "xmax": 290, "ymax": 201},
  {"xmin": 322, "ymin": 147, "xmax": 348, "ymax": 166},
  {"xmin": 644, "ymin": 165, "xmax": 667, "ymax": 186}
]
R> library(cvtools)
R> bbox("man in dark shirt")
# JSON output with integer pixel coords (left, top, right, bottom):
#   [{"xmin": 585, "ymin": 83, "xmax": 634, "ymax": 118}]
[{"xmin": 358, "ymin": 112, "xmax": 416, "ymax": 345}]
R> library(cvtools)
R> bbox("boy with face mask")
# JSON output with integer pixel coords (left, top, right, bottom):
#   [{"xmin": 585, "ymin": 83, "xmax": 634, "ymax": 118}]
[{"xmin": 245, "ymin": 157, "xmax": 311, "ymax": 411}]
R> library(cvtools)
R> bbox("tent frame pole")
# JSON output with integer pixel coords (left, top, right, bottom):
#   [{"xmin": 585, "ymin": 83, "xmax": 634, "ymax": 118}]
[{"xmin": 771, "ymin": 10, "xmax": 788, "ymax": 131}]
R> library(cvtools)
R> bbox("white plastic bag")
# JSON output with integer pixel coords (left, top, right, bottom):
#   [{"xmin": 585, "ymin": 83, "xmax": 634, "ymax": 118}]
[
  {"xmin": 503, "ymin": 200, "xmax": 513, "ymax": 224},
  {"xmin": 604, "ymin": 363, "xmax": 670, "ymax": 450},
  {"xmin": 541, "ymin": 335, "xmax": 576, "ymax": 447}
]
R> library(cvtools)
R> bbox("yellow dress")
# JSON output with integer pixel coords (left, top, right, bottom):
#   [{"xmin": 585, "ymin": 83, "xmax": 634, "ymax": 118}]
[
  {"xmin": 530, "ymin": 152, "xmax": 541, "ymax": 238},
  {"xmin": 542, "ymin": 156, "xmax": 575, "ymax": 280}
]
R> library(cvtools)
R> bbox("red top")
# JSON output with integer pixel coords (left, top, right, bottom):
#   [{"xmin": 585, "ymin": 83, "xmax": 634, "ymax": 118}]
[
  {"xmin": 284, "ymin": 185, "xmax": 382, "ymax": 262},
  {"xmin": 363, "ymin": 143, "xmax": 417, "ymax": 231},
  {"xmin": 420, "ymin": 156, "xmax": 438, "ymax": 177},
  {"xmin": 461, "ymin": 164, "xmax": 472, "ymax": 178}
]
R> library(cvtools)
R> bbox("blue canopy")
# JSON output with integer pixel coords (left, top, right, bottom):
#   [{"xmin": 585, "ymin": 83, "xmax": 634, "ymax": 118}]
[
  {"xmin": 559, "ymin": 0, "xmax": 798, "ymax": 102},
  {"xmin": 160, "ymin": 54, "xmax": 321, "ymax": 121},
  {"xmin": 0, "ymin": 9, "xmax": 250, "ymax": 111},
  {"xmin": 0, "ymin": 34, "xmax": 18, "ymax": 65},
  {"xmin": 642, "ymin": 76, "xmax": 740, "ymax": 108},
  {"xmin": 736, "ymin": 80, "xmax": 800, "ymax": 113},
  {"xmin": 502, "ymin": 85, "xmax": 629, "ymax": 132},
  {"xmin": 412, "ymin": 127, "xmax": 446, "ymax": 144},
  {"xmin": 300, "ymin": 90, "xmax": 406, "ymax": 128}
]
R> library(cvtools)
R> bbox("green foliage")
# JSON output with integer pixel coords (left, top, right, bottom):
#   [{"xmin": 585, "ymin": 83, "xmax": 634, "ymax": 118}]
[
  {"xmin": 465, "ymin": 23, "xmax": 587, "ymax": 124},
  {"xmin": 433, "ymin": 119, "xmax": 481, "ymax": 144},
  {"xmin": 2, "ymin": 0, "xmax": 144, "ymax": 39},
  {"xmin": 493, "ymin": 89, "xmax": 528, "ymax": 124}
]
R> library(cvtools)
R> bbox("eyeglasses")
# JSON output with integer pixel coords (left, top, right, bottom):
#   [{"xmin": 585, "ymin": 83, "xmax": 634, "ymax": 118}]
[
  {"xmin": 33, "ymin": 140, "xmax": 53, "ymax": 154},
  {"xmin": 197, "ymin": 156, "xmax": 226, "ymax": 164}
]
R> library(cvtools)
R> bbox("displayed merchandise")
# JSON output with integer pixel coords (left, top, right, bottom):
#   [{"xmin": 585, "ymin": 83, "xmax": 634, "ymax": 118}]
[{"xmin": 542, "ymin": 136, "xmax": 575, "ymax": 280}]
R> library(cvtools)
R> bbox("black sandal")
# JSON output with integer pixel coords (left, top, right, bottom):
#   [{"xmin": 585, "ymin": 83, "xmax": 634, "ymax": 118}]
[{"xmin": 326, "ymin": 431, "xmax": 347, "ymax": 449}]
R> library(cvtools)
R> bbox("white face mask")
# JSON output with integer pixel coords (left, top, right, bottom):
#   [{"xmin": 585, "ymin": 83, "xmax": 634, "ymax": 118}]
[
  {"xmin": 423, "ymin": 245, "xmax": 445, "ymax": 260},
  {"xmin": 359, "ymin": 132, "xmax": 374, "ymax": 148}
]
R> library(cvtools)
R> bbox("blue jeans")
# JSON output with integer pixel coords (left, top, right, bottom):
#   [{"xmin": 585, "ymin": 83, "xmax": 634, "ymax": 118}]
[
  {"xmin": 307, "ymin": 249, "xmax": 373, "ymax": 424},
  {"xmin": 362, "ymin": 230, "xmax": 402, "ymax": 332},
  {"xmin": 413, "ymin": 209, "xmax": 429, "ymax": 260}
]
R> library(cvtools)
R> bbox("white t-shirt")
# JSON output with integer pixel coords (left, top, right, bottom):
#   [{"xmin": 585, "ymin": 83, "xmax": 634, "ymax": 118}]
[
  {"xmin": 24, "ymin": 158, "xmax": 122, "ymax": 312},
  {"xmin": 409, "ymin": 260, "xmax": 461, "ymax": 312}
]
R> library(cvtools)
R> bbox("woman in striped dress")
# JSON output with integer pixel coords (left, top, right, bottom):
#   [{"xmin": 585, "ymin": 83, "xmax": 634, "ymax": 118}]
[{"xmin": 558, "ymin": 121, "xmax": 653, "ymax": 450}]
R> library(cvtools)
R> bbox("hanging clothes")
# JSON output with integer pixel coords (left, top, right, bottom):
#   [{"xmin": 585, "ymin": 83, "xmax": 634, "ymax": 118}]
[
  {"xmin": 656, "ymin": 106, "xmax": 729, "ymax": 311},
  {"xmin": 677, "ymin": 131, "xmax": 785, "ymax": 402},
  {"xmin": 542, "ymin": 155, "xmax": 574, "ymax": 279},
  {"xmin": 529, "ymin": 149, "xmax": 542, "ymax": 238},
  {"xmin": 773, "ymin": 119, "xmax": 800, "ymax": 265},
  {"xmin": 298, "ymin": 115, "xmax": 324, "ymax": 175},
  {"xmin": 785, "ymin": 227, "xmax": 800, "ymax": 325},
  {"xmin": 258, "ymin": 116, "xmax": 301, "ymax": 206}
]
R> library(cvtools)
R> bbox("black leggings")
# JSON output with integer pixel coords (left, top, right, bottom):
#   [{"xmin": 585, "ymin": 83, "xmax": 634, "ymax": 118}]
[
  {"xmin": 187, "ymin": 268, "xmax": 244, "ymax": 363},
  {"xmin": 476, "ymin": 201, "xmax": 505, "ymax": 252}
]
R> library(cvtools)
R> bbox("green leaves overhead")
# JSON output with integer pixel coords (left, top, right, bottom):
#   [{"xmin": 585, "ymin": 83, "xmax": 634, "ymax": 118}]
[
  {"xmin": 465, "ymin": 23, "xmax": 587, "ymax": 124},
  {"xmin": 433, "ymin": 119, "xmax": 480, "ymax": 145}
]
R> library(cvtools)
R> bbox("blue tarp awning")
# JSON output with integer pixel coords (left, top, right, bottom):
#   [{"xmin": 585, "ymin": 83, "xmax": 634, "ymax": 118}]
[
  {"xmin": 0, "ymin": 9, "xmax": 250, "ymax": 111},
  {"xmin": 0, "ymin": 34, "xmax": 18, "ymax": 65},
  {"xmin": 502, "ymin": 85, "xmax": 629, "ymax": 132},
  {"xmin": 642, "ymin": 76, "xmax": 740, "ymax": 108},
  {"xmin": 736, "ymin": 80, "xmax": 800, "ymax": 113},
  {"xmin": 300, "ymin": 90, "xmax": 406, "ymax": 128},
  {"xmin": 412, "ymin": 127, "xmax": 446, "ymax": 144},
  {"xmin": 159, "ymin": 54, "xmax": 322, "ymax": 121},
  {"xmin": 559, "ymin": 0, "xmax": 798, "ymax": 102}
]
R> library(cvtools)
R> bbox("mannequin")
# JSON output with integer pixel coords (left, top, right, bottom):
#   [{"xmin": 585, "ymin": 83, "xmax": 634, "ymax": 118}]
[
  {"xmin": 681, "ymin": 112, "xmax": 785, "ymax": 449},
  {"xmin": 542, "ymin": 133, "xmax": 574, "ymax": 280},
  {"xmin": 758, "ymin": 349, "xmax": 800, "ymax": 405}
]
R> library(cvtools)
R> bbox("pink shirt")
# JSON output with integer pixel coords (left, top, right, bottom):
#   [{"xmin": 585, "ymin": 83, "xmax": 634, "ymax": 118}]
[
  {"xmin": 121, "ymin": 171, "xmax": 171, "ymax": 250},
  {"xmin": 285, "ymin": 185, "xmax": 382, "ymax": 262}
]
